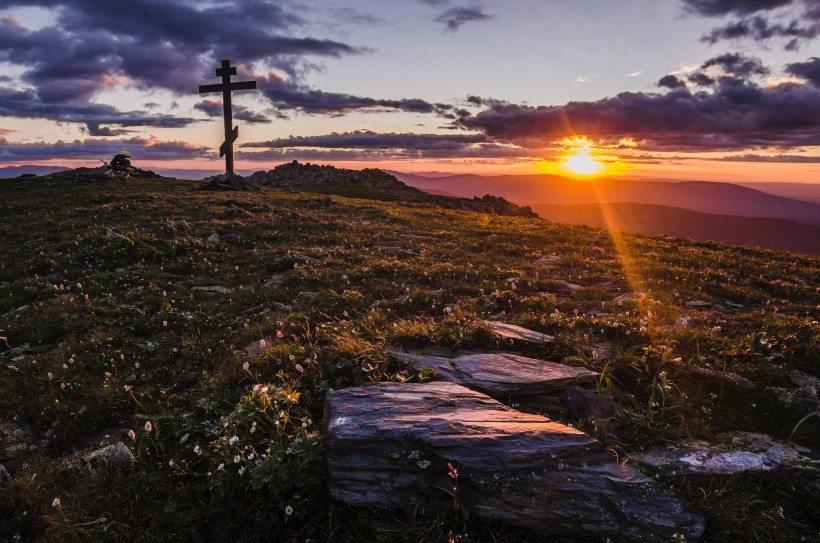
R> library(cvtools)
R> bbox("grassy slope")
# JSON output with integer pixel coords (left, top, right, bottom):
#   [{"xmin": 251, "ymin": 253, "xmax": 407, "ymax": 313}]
[{"xmin": 0, "ymin": 176, "xmax": 818, "ymax": 542}]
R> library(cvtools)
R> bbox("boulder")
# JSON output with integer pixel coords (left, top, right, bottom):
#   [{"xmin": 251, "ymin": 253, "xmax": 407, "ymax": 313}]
[
  {"xmin": 484, "ymin": 321, "xmax": 554, "ymax": 345},
  {"xmin": 389, "ymin": 350, "xmax": 597, "ymax": 397},
  {"xmin": 85, "ymin": 441, "xmax": 136, "ymax": 469},
  {"xmin": 325, "ymin": 382, "xmax": 705, "ymax": 543}
]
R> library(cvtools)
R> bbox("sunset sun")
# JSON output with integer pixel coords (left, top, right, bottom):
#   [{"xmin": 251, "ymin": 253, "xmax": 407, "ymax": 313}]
[{"xmin": 557, "ymin": 137, "xmax": 606, "ymax": 177}]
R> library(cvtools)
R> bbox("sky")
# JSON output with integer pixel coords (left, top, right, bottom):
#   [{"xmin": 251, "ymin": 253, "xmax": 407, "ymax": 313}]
[{"xmin": 0, "ymin": 0, "xmax": 819, "ymax": 182}]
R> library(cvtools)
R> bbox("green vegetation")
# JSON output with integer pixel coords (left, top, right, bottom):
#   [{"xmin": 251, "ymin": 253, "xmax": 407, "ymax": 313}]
[{"xmin": 0, "ymin": 176, "xmax": 818, "ymax": 542}]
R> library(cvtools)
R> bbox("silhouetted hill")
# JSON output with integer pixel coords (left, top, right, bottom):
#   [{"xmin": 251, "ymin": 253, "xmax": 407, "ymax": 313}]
[
  {"xmin": 247, "ymin": 161, "xmax": 537, "ymax": 218},
  {"xmin": 529, "ymin": 202, "xmax": 820, "ymax": 256},
  {"xmin": 392, "ymin": 172, "xmax": 820, "ymax": 227},
  {"xmin": 0, "ymin": 165, "xmax": 68, "ymax": 178}
]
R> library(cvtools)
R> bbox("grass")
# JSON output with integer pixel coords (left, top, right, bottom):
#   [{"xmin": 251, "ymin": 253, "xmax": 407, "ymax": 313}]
[{"xmin": 0, "ymin": 175, "xmax": 818, "ymax": 542}]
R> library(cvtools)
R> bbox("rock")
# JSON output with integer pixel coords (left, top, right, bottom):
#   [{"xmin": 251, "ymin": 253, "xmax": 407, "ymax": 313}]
[
  {"xmin": 325, "ymin": 382, "xmax": 705, "ymax": 543},
  {"xmin": 633, "ymin": 432, "xmax": 816, "ymax": 476},
  {"xmin": 673, "ymin": 317, "xmax": 692, "ymax": 330},
  {"xmin": 0, "ymin": 463, "xmax": 9, "ymax": 485},
  {"xmin": 534, "ymin": 255, "xmax": 562, "ymax": 266},
  {"xmin": 484, "ymin": 321, "xmax": 554, "ymax": 345},
  {"xmin": 85, "ymin": 441, "xmax": 136, "ymax": 469},
  {"xmin": 265, "ymin": 273, "xmax": 285, "ymax": 286},
  {"xmin": 0, "ymin": 422, "xmax": 46, "ymax": 462},
  {"xmin": 559, "ymin": 386, "xmax": 621, "ymax": 420},
  {"xmin": 555, "ymin": 280, "xmax": 584, "ymax": 292},
  {"xmin": 389, "ymin": 350, "xmax": 598, "ymax": 397},
  {"xmin": 200, "ymin": 172, "xmax": 261, "ymax": 191},
  {"xmin": 766, "ymin": 369, "xmax": 820, "ymax": 414},
  {"xmin": 245, "ymin": 336, "xmax": 274, "ymax": 356},
  {"xmin": 0, "ymin": 343, "xmax": 57, "ymax": 361},
  {"xmin": 191, "ymin": 285, "xmax": 232, "ymax": 294},
  {"xmin": 685, "ymin": 300, "xmax": 713, "ymax": 310}
]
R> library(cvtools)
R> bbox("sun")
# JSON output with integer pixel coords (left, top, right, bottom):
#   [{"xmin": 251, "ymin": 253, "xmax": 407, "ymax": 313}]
[{"xmin": 558, "ymin": 137, "xmax": 605, "ymax": 177}]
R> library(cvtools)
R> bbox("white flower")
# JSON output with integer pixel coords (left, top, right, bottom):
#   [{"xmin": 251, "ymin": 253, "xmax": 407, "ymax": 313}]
[
  {"xmin": 234, "ymin": 455, "xmax": 241, "ymax": 464},
  {"xmin": 144, "ymin": 421, "xmax": 153, "ymax": 432},
  {"xmin": 217, "ymin": 463, "xmax": 224, "ymax": 471},
  {"xmin": 128, "ymin": 429, "xmax": 136, "ymax": 441},
  {"xmin": 242, "ymin": 362, "xmax": 250, "ymax": 372},
  {"xmin": 284, "ymin": 505, "xmax": 293, "ymax": 516},
  {"xmin": 229, "ymin": 436, "xmax": 239, "ymax": 445},
  {"xmin": 238, "ymin": 466, "xmax": 245, "ymax": 475},
  {"xmin": 194, "ymin": 445, "xmax": 201, "ymax": 454},
  {"xmin": 52, "ymin": 497, "xmax": 61, "ymax": 507}
]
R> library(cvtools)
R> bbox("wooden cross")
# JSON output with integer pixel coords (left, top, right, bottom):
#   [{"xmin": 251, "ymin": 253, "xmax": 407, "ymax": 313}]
[{"xmin": 198, "ymin": 60, "xmax": 257, "ymax": 175}]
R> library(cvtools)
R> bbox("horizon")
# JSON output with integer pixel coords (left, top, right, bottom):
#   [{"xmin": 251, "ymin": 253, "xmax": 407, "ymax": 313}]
[{"xmin": 0, "ymin": 1, "xmax": 819, "ymax": 183}]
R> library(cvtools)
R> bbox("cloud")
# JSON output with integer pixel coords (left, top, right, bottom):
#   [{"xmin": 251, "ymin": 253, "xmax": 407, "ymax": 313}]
[
  {"xmin": 458, "ymin": 59, "xmax": 820, "ymax": 152},
  {"xmin": 681, "ymin": 0, "xmax": 820, "ymax": 49},
  {"xmin": 194, "ymin": 100, "xmax": 271, "ymax": 124},
  {"xmin": 0, "ymin": 0, "xmax": 439, "ymax": 125},
  {"xmin": 785, "ymin": 57, "xmax": 820, "ymax": 86},
  {"xmin": 435, "ymin": 6, "xmax": 493, "ymax": 31},
  {"xmin": 717, "ymin": 153, "xmax": 820, "ymax": 162},
  {"xmin": 0, "ymin": 135, "xmax": 210, "ymax": 162},
  {"xmin": 240, "ymin": 129, "xmax": 557, "ymax": 161}
]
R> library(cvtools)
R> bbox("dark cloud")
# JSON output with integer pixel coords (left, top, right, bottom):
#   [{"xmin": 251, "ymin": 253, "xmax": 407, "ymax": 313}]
[
  {"xmin": 785, "ymin": 57, "xmax": 820, "ymax": 86},
  {"xmin": 0, "ymin": 135, "xmax": 210, "ymax": 162},
  {"xmin": 681, "ymin": 0, "xmax": 797, "ymax": 16},
  {"xmin": 458, "ymin": 66, "xmax": 820, "ymax": 151},
  {"xmin": 239, "ymin": 129, "xmax": 557, "ymax": 161},
  {"xmin": 0, "ymin": 86, "xmax": 195, "ymax": 128},
  {"xmin": 435, "ymin": 6, "xmax": 493, "ymax": 31},
  {"xmin": 658, "ymin": 75, "xmax": 687, "ymax": 89},
  {"xmin": 243, "ymin": 130, "xmax": 487, "ymax": 150},
  {"xmin": 194, "ymin": 100, "xmax": 271, "ymax": 124},
  {"xmin": 0, "ymin": 0, "xmax": 440, "ymax": 125},
  {"xmin": 84, "ymin": 123, "xmax": 130, "ymax": 137},
  {"xmin": 717, "ymin": 153, "xmax": 820, "ymax": 162},
  {"xmin": 681, "ymin": 0, "xmax": 820, "ymax": 49}
]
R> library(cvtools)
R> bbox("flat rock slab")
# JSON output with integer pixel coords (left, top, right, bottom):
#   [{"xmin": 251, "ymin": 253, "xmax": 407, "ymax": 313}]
[
  {"xmin": 389, "ymin": 350, "xmax": 597, "ymax": 397},
  {"xmin": 325, "ymin": 382, "xmax": 705, "ymax": 543},
  {"xmin": 633, "ymin": 432, "xmax": 817, "ymax": 476},
  {"xmin": 484, "ymin": 321, "xmax": 554, "ymax": 345},
  {"xmin": 191, "ymin": 285, "xmax": 232, "ymax": 294}
]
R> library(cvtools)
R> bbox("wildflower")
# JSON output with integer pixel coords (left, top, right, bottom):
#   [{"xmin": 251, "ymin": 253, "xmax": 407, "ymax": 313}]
[
  {"xmin": 162, "ymin": 320, "xmax": 168, "ymax": 327},
  {"xmin": 288, "ymin": 354, "xmax": 295, "ymax": 362},
  {"xmin": 144, "ymin": 421, "xmax": 153, "ymax": 432},
  {"xmin": 217, "ymin": 463, "xmax": 224, "ymax": 471},
  {"xmin": 234, "ymin": 455, "xmax": 241, "ymax": 464},
  {"xmin": 229, "ymin": 436, "xmax": 239, "ymax": 445},
  {"xmin": 52, "ymin": 497, "xmax": 61, "ymax": 508},
  {"xmin": 284, "ymin": 505, "xmax": 293, "ymax": 516},
  {"xmin": 104, "ymin": 371, "xmax": 112, "ymax": 379},
  {"xmin": 238, "ymin": 466, "xmax": 245, "ymax": 475},
  {"xmin": 276, "ymin": 330, "xmax": 285, "ymax": 339},
  {"xmin": 259, "ymin": 339, "xmax": 266, "ymax": 348},
  {"xmin": 76, "ymin": 282, "xmax": 82, "ymax": 290},
  {"xmin": 47, "ymin": 372, "xmax": 53, "ymax": 380},
  {"xmin": 60, "ymin": 383, "xmax": 65, "ymax": 390},
  {"xmin": 128, "ymin": 429, "xmax": 136, "ymax": 441},
  {"xmin": 250, "ymin": 422, "xmax": 257, "ymax": 434},
  {"xmin": 295, "ymin": 363, "xmax": 304, "ymax": 374},
  {"xmin": 418, "ymin": 460, "xmax": 431, "ymax": 469},
  {"xmin": 448, "ymin": 463, "xmax": 458, "ymax": 480},
  {"xmin": 124, "ymin": 385, "xmax": 132, "ymax": 393},
  {"xmin": 242, "ymin": 361, "xmax": 250, "ymax": 372}
]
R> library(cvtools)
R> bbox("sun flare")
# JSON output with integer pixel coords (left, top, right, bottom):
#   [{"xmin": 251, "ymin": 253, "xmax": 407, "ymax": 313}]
[{"xmin": 558, "ymin": 137, "xmax": 605, "ymax": 177}]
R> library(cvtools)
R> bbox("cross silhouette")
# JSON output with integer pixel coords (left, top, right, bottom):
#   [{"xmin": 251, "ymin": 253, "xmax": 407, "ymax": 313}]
[{"xmin": 198, "ymin": 60, "xmax": 257, "ymax": 175}]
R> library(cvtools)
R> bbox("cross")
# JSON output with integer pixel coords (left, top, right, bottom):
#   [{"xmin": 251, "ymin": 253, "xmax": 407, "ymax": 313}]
[{"xmin": 198, "ymin": 59, "xmax": 257, "ymax": 175}]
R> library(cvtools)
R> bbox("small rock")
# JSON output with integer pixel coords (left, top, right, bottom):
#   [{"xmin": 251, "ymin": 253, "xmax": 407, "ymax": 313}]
[
  {"xmin": 691, "ymin": 367, "xmax": 755, "ymax": 390},
  {"xmin": 534, "ymin": 255, "xmax": 562, "ymax": 266},
  {"xmin": 633, "ymin": 432, "xmax": 816, "ymax": 476},
  {"xmin": 0, "ymin": 464, "xmax": 9, "ymax": 485},
  {"xmin": 265, "ymin": 273, "xmax": 285, "ymax": 286},
  {"xmin": 673, "ymin": 317, "xmax": 691, "ymax": 330},
  {"xmin": 86, "ymin": 441, "xmax": 136, "ymax": 468},
  {"xmin": 1, "ymin": 422, "xmax": 45, "ymax": 462},
  {"xmin": 191, "ymin": 285, "xmax": 232, "ymax": 294},
  {"xmin": 484, "ymin": 321, "xmax": 554, "ymax": 345}
]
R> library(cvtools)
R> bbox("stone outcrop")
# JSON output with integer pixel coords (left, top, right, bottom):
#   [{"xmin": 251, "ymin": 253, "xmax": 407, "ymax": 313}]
[
  {"xmin": 247, "ymin": 161, "xmax": 537, "ymax": 218},
  {"xmin": 484, "ymin": 321, "xmax": 555, "ymax": 345},
  {"xmin": 388, "ymin": 350, "xmax": 597, "ymax": 398},
  {"xmin": 325, "ymin": 382, "xmax": 706, "ymax": 543}
]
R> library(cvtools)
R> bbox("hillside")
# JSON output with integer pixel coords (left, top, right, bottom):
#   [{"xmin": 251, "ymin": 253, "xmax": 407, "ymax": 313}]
[
  {"xmin": 393, "ymin": 172, "xmax": 820, "ymax": 227},
  {"xmin": 0, "ymin": 174, "xmax": 818, "ymax": 542},
  {"xmin": 530, "ymin": 202, "xmax": 820, "ymax": 256}
]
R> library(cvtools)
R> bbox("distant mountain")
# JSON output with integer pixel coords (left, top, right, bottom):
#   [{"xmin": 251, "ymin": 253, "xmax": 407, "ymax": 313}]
[
  {"xmin": 529, "ymin": 202, "xmax": 820, "ymax": 256},
  {"xmin": 392, "ymin": 172, "xmax": 820, "ymax": 227},
  {"xmin": 0, "ymin": 165, "xmax": 69, "ymax": 177},
  {"xmin": 734, "ymin": 182, "xmax": 820, "ymax": 205}
]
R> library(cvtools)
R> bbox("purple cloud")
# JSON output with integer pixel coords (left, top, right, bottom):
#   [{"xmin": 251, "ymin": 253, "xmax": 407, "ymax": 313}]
[
  {"xmin": 0, "ymin": 135, "xmax": 210, "ymax": 162},
  {"xmin": 435, "ymin": 6, "xmax": 493, "ymax": 31},
  {"xmin": 785, "ymin": 57, "xmax": 820, "ymax": 86},
  {"xmin": 194, "ymin": 100, "xmax": 271, "ymax": 124},
  {"xmin": 458, "ymin": 63, "xmax": 820, "ymax": 152}
]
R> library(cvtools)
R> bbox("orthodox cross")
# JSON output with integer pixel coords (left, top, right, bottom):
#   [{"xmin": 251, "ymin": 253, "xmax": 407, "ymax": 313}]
[{"xmin": 198, "ymin": 60, "xmax": 257, "ymax": 175}]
